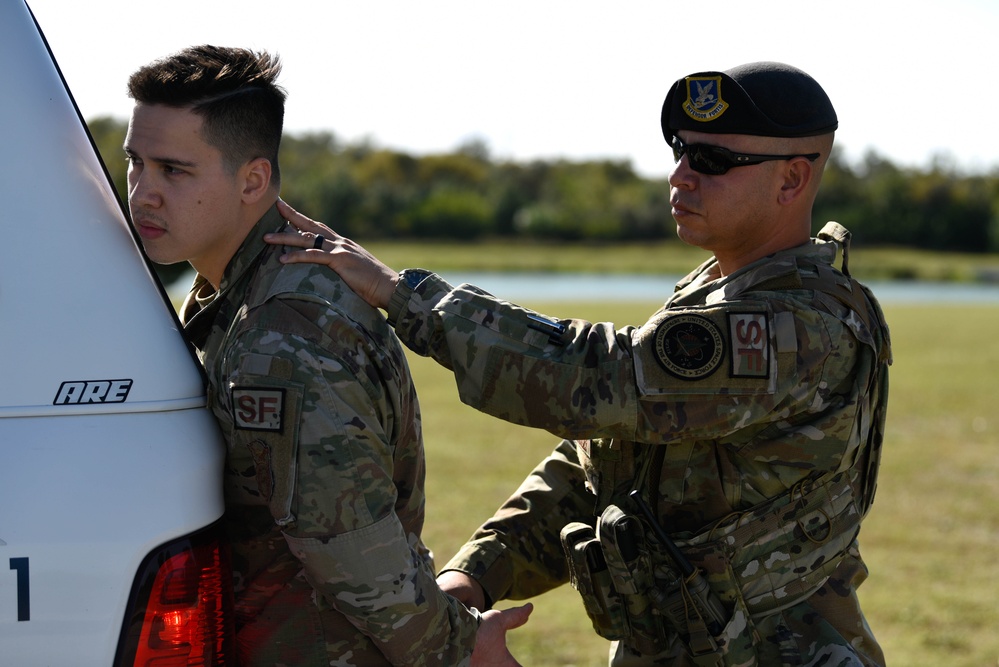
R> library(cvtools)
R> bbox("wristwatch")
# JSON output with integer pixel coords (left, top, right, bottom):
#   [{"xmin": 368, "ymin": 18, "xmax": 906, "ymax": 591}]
[
  {"xmin": 387, "ymin": 269, "xmax": 431, "ymax": 326},
  {"xmin": 400, "ymin": 268, "xmax": 431, "ymax": 290}
]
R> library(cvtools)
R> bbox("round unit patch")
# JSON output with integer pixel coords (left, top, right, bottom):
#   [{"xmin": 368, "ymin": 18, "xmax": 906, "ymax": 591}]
[{"xmin": 652, "ymin": 314, "xmax": 725, "ymax": 380}]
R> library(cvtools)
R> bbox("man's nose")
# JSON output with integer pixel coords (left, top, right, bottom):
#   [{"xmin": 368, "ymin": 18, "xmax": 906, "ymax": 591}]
[
  {"xmin": 128, "ymin": 169, "xmax": 160, "ymax": 208},
  {"xmin": 668, "ymin": 155, "xmax": 696, "ymax": 189}
]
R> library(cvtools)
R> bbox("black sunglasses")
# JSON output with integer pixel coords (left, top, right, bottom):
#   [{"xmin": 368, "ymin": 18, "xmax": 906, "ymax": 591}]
[{"xmin": 671, "ymin": 136, "xmax": 820, "ymax": 176}]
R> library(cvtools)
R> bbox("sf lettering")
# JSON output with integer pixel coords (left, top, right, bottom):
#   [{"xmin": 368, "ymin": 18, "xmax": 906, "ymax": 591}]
[
  {"xmin": 736, "ymin": 319, "xmax": 765, "ymax": 371},
  {"xmin": 729, "ymin": 313, "xmax": 769, "ymax": 378},
  {"xmin": 233, "ymin": 388, "xmax": 285, "ymax": 432}
]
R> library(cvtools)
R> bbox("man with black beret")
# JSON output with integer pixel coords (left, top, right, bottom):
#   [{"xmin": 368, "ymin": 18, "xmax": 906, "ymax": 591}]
[{"xmin": 269, "ymin": 61, "xmax": 891, "ymax": 666}]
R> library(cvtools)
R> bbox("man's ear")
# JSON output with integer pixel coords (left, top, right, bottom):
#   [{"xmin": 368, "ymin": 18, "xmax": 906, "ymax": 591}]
[
  {"xmin": 777, "ymin": 157, "xmax": 813, "ymax": 206},
  {"xmin": 240, "ymin": 157, "xmax": 273, "ymax": 204}
]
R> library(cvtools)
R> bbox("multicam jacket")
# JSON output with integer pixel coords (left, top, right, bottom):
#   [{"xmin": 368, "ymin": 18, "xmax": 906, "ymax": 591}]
[
  {"xmin": 388, "ymin": 223, "xmax": 891, "ymax": 666},
  {"xmin": 181, "ymin": 205, "xmax": 479, "ymax": 667}
]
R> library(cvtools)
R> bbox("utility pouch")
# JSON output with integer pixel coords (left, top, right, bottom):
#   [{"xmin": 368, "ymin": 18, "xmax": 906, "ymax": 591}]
[
  {"xmin": 596, "ymin": 505, "xmax": 668, "ymax": 655},
  {"xmin": 560, "ymin": 522, "xmax": 628, "ymax": 640},
  {"xmin": 647, "ymin": 564, "xmax": 727, "ymax": 666},
  {"xmin": 628, "ymin": 492, "xmax": 731, "ymax": 666},
  {"xmin": 598, "ymin": 505, "xmax": 650, "ymax": 594}
]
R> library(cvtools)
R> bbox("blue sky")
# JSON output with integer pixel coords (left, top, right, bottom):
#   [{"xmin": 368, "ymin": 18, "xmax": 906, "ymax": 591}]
[{"xmin": 28, "ymin": 0, "xmax": 999, "ymax": 177}]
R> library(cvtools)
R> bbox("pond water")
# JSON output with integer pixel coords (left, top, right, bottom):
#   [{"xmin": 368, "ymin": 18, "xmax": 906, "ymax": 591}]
[
  {"xmin": 167, "ymin": 270, "xmax": 999, "ymax": 306},
  {"xmin": 437, "ymin": 272, "xmax": 999, "ymax": 305}
]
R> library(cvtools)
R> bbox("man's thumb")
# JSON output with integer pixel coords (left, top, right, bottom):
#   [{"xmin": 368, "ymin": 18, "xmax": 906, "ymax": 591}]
[{"xmin": 501, "ymin": 603, "xmax": 533, "ymax": 630}]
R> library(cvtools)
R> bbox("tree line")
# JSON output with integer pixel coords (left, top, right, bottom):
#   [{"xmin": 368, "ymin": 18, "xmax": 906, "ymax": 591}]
[{"xmin": 88, "ymin": 117, "xmax": 999, "ymax": 253}]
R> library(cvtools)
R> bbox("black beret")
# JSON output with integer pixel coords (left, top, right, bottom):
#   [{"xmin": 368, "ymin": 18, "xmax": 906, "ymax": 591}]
[{"xmin": 661, "ymin": 61, "xmax": 837, "ymax": 143}]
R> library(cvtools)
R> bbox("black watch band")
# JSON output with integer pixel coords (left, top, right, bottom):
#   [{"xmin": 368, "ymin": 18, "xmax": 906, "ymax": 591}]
[{"xmin": 387, "ymin": 269, "xmax": 431, "ymax": 325}]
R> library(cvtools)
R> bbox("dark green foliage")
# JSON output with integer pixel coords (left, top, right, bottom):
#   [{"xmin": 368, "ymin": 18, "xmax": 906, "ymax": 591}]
[
  {"xmin": 88, "ymin": 116, "xmax": 999, "ymax": 251},
  {"xmin": 408, "ymin": 188, "xmax": 491, "ymax": 239},
  {"xmin": 814, "ymin": 147, "xmax": 999, "ymax": 252}
]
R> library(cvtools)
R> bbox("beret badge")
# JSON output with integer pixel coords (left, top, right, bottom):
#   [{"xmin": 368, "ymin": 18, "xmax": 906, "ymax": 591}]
[{"xmin": 683, "ymin": 76, "xmax": 729, "ymax": 123}]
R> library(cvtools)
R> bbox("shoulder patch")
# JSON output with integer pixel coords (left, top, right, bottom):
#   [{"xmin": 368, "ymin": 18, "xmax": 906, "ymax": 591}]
[
  {"xmin": 233, "ymin": 387, "xmax": 285, "ymax": 432},
  {"xmin": 652, "ymin": 314, "xmax": 725, "ymax": 380},
  {"xmin": 729, "ymin": 312, "xmax": 770, "ymax": 378}
]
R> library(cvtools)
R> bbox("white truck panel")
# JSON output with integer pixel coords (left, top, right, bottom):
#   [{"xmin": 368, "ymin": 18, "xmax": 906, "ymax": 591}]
[
  {"xmin": 1, "ymin": 3, "xmax": 229, "ymax": 664},
  {"xmin": 0, "ymin": 0, "xmax": 206, "ymax": 415}
]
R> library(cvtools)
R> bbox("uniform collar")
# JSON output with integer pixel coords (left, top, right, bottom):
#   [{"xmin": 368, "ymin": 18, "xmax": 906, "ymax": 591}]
[
  {"xmin": 669, "ymin": 232, "xmax": 841, "ymax": 307},
  {"xmin": 180, "ymin": 203, "xmax": 285, "ymax": 346},
  {"xmin": 217, "ymin": 204, "xmax": 286, "ymax": 297}
]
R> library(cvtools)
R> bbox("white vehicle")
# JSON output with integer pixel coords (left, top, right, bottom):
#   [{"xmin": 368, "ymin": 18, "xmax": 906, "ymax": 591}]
[{"xmin": 0, "ymin": 2, "xmax": 233, "ymax": 665}]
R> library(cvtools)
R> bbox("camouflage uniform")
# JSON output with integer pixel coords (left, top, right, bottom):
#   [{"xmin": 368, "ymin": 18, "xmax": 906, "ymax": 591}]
[
  {"xmin": 388, "ymin": 223, "xmax": 891, "ymax": 666},
  {"xmin": 181, "ymin": 205, "xmax": 479, "ymax": 666}
]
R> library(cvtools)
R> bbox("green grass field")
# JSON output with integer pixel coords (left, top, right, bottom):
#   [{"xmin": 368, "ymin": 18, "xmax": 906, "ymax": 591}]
[
  {"xmin": 167, "ymin": 237, "xmax": 999, "ymax": 664},
  {"xmin": 409, "ymin": 300, "xmax": 999, "ymax": 667}
]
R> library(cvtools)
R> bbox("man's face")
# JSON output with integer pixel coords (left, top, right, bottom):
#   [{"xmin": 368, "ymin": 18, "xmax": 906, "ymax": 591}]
[
  {"xmin": 667, "ymin": 130, "xmax": 784, "ymax": 260},
  {"xmin": 124, "ymin": 103, "xmax": 246, "ymax": 280}
]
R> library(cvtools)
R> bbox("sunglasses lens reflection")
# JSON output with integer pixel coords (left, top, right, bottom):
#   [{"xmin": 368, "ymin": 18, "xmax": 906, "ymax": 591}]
[
  {"xmin": 672, "ymin": 138, "xmax": 732, "ymax": 175},
  {"xmin": 689, "ymin": 146, "xmax": 729, "ymax": 175}
]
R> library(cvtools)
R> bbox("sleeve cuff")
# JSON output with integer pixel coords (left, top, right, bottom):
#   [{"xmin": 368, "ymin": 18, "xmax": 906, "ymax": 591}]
[
  {"xmin": 388, "ymin": 268, "xmax": 437, "ymax": 325},
  {"xmin": 440, "ymin": 540, "xmax": 511, "ymax": 612},
  {"xmin": 386, "ymin": 271, "xmax": 456, "ymax": 358}
]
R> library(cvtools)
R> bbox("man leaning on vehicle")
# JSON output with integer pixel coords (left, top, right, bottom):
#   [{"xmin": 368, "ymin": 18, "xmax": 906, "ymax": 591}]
[{"xmin": 123, "ymin": 44, "xmax": 530, "ymax": 666}]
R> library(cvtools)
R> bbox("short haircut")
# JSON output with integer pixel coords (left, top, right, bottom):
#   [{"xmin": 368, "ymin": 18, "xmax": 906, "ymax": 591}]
[{"xmin": 127, "ymin": 45, "xmax": 286, "ymax": 186}]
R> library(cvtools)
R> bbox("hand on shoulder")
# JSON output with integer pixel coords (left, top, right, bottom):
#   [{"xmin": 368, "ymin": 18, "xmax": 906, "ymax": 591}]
[{"xmin": 264, "ymin": 199, "xmax": 400, "ymax": 310}]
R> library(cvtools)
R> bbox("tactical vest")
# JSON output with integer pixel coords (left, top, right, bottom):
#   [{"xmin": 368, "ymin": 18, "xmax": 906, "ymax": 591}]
[{"xmin": 561, "ymin": 223, "xmax": 892, "ymax": 666}]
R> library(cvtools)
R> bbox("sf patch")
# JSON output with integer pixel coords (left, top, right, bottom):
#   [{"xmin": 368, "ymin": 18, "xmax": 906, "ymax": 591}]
[
  {"xmin": 233, "ymin": 387, "xmax": 285, "ymax": 432},
  {"xmin": 683, "ymin": 75, "xmax": 729, "ymax": 122},
  {"xmin": 729, "ymin": 312, "xmax": 770, "ymax": 378},
  {"xmin": 653, "ymin": 314, "xmax": 724, "ymax": 380}
]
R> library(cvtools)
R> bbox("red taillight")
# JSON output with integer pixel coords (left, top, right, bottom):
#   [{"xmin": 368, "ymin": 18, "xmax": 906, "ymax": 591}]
[{"xmin": 115, "ymin": 522, "xmax": 234, "ymax": 667}]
